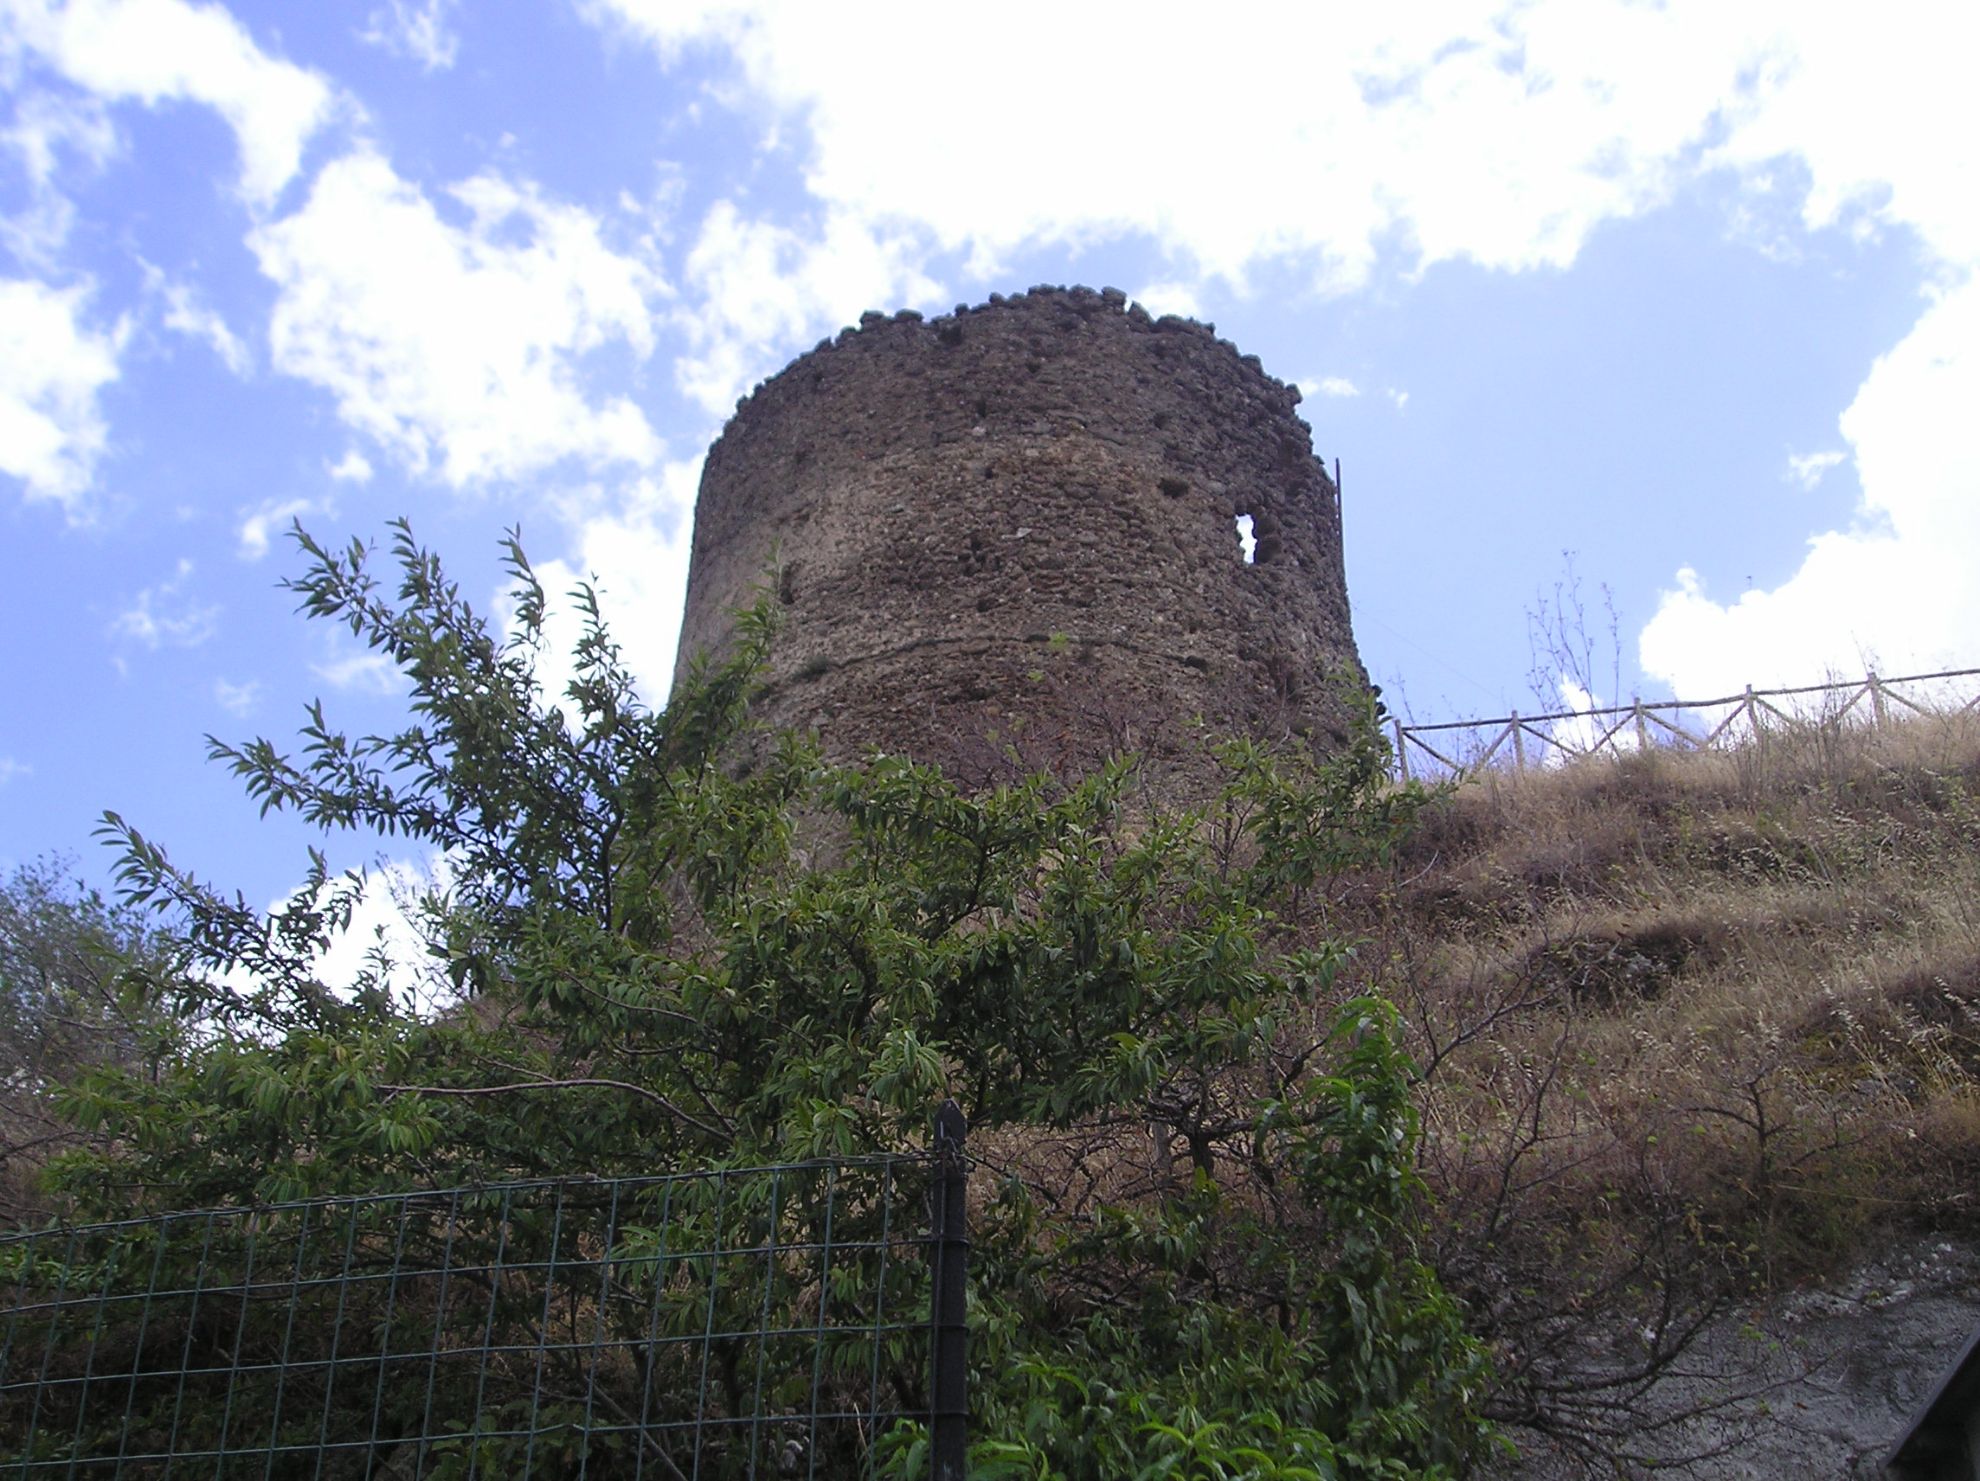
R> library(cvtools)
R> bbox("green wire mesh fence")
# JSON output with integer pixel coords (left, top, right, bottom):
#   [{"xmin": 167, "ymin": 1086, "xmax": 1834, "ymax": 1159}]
[{"xmin": 2, "ymin": 1143, "xmax": 964, "ymax": 1479}]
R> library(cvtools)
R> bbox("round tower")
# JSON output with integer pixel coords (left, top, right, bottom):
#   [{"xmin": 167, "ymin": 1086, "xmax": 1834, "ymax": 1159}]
[{"xmin": 674, "ymin": 285, "xmax": 1365, "ymax": 790}]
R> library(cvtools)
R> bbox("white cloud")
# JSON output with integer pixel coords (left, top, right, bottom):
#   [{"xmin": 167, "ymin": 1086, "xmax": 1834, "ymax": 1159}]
[
  {"xmin": 1544, "ymin": 678, "xmax": 1637, "ymax": 763},
  {"xmin": 310, "ymin": 857, "xmax": 444, "ymax": 1001},
  {"xmin": 109, "ymin": 557, "xmax": 219, "ymax": 649},
  {"xmin": 1386, "ymin": 388, "xmax": 1410, "ymax": 412},
  {"xmin": 591, "ymin": 0, "xmax": 1794, "ymax": 292},
  {"xmin": 359, "ymin": 0, "xmax": 459, "ymax": 72},
  {"xmin": 511, "ymin": 455, "xmax": 702, "ymax": 717},
  {"xmin": 1635, "ymin": 0, "xmax": 1980, "ymax": 699},
  {"xmin": 0, "ymin": 86, "xmax": 115, "ymax": 186},
  {"xmin": 0, "ymin": 756, "xmax": 29, "ymax": 786},
  {"xmin": 1301, "ymin": 376, "xmax": 1360, "ymax": 399},
  {"xmin": 0, "ymin": 0, "xmax": 339, "ymax": 207},
  {"xmin": 676, "ymin": 201, "xmax": 939, "ymax": 415},
  {"xmin": 251, "ymin": 150, "xmax": 669, "ymax": 486},
  {"xmin": 1630, "ymin": 7, "xmax": 1980, "ymax": 695},
  {"xmin": 1132, "ymin": 282, "xmax": 1203, "ymax": 321},
  {"xmin": 0, "ymin": 276, "xmax": 124, "ymax": 513},
  {"xmin": 1641, "ymin": 278, "xmax": 1980, "ymax": 695},
  {"xmin": 236, "ymin": 495, "xmax": 312, "ymax": 560},
  {"xmin": 142, "ymin": 263, "xmax": 251, "ymax": 374},
  {"xmin": 1785, "ymin": 448, "xmax": 1845, "ymax": 491},
  {"xmin": 1706, "ymin": 8, "xmax": 1978, "ymax": 272},
  {"xmin": 327, "ymin": 449, "xmax": 373, "ymax": 483},
  {"xmin": 311, "ymin": 644, "xmax": 399, "ymax": 695},
  {"xmin": 213, "ymin": 676, "xmax": 259, "ymax": 715},
  {"xmin": 251, "ymin": 855, "xmax": 449, "ymax": 1007},
  {"xmin": 0, "ymin": 88, "xmax": 114, "ymax": 265}
]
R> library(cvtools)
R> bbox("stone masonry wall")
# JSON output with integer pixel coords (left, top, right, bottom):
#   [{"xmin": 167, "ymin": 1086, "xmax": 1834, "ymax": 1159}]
[{"xmin": 674, "ymin": 284, "xmax": 1365, "ymax": 790}]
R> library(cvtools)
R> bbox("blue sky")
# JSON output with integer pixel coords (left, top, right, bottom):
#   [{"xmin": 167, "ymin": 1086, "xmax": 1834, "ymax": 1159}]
[{"xmin": 1, "ymin": 0, "xmax": 1975, "ymax": 927}]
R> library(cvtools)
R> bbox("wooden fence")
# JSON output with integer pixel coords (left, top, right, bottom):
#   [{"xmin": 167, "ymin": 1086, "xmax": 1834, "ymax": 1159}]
[{"xmin": 1391, "ymin": 667, "xmax": 1980, "ymax": 782}]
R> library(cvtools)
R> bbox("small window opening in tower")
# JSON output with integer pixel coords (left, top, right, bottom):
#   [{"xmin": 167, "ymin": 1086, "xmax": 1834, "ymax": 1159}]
[{"xmin": 1235, "ymin": 514, "xmax": 1257, "ymax": 564}]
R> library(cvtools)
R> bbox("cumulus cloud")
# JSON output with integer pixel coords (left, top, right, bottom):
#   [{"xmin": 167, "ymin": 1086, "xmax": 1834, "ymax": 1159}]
[
  {"xmin": 359, "ymin": 0, "xmax": 459, "ymax": 72},
  {"xmin": 0, "ymin": 88, "xmax": 115, "ymax": 265},
  {"xmin": 510, "ymin": 455, "xmax": 702, "ymax": 718},
  {"xmin": 0, "ymin": 276, "xmax": 123, "ymax": 512},
  {"xmin": 1641, "ymin": 278, "xmax": 1980, "ymax": 694},
  {"xmin": 1132, "ymin": 282, "xmax": 1203, "ymax": 321},
  {"xmin": 0, "ymin": 756, "xmax": 30, "ymax": 786},
  {"xmin": 109, "ymin": 557, "xmax": 219, "ymax": 649},
  {"xmin": 0, "ymin": 0, "xmax": 339, "ymax": 207},
  {"xmin": 246, "ymin": 855, "xmax": 449, "ymax": 1007},
  {"xmin": 251, "ymin": 150, "xmax": 669, "ymax": 486},
  {"xmin": 309, "ymin": 857, "xmax": 445, "ymax": 1002},
  {"xmin": 327, "ymin": 449, "xmax": 373, "ymax": 483},
  {"xmin": 1706, "ymin": 7, "xmax": 1977, "ymax": 270},
  {"xmin": 1543, "ymin": 678, "xmax": 1639, "ymax": 763},
  {"xmin": 590, "ymin": 0, "xmax": 1788, "ymax": 291},
  {"xmin": 236, "ymin": 495, "xmax": 313, "ymax": 560},
  {"xmin": 676, "ymin": 201, "xmax": 938, "ymax": 415},
  {"xmin": 1635, "ymin": 3, "xmax": 1980, "ymax": 697},
  {"xmin": 0, "ymin": 86, "xmax": 115, "ymax": 188},
  {"xmin": 592, "ymin": 5, "xmax": 1980, "ymax": 701},
  {"xmin": 1302, "ymin": 377, "xmax": 1361, "ymax": 399}
]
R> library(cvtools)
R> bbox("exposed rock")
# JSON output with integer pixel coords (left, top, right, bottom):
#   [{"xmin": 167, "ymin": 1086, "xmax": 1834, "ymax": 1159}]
[{"xmin": 1497, "ymin": 1234, "xmax": 1980, "ymax": 1477}]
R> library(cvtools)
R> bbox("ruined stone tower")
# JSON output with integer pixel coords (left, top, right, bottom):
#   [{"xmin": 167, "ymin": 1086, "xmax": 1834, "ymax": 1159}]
[{"xmin": 674, "ymin": 285, "xmax": 1364, "ymax": 790}]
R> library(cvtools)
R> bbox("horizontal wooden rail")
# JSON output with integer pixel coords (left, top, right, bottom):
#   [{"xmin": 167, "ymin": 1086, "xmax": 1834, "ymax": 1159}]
[{"xmin": 1390, "ymin": 666, "xmax": 1980, "ymax": 782}]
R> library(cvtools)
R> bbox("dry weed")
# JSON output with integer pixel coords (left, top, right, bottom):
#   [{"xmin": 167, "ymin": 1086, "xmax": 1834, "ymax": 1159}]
[{"xmin": 1330, "ymin": 709, "xmax": 1980, "ymax": 1451}]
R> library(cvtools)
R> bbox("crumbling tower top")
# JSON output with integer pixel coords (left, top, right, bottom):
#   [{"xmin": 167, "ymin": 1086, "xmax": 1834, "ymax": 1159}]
[{"xmin": 675, "ymin": 284, "xmax": 1365, "ymax": 789}]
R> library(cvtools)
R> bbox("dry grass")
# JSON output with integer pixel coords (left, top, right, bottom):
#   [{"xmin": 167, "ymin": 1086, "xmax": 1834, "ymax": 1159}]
[
  {"xmin": 945, "ymin": 713, "xmax": 1980, "ymax": 1455},
  {"xmin": 1304, "ymin": 712, "xmax": 1980, "ymax": 1457},
  {"xmin": 1349, "ymin": 710, "xmax": 1980, "ymax": 1304}
]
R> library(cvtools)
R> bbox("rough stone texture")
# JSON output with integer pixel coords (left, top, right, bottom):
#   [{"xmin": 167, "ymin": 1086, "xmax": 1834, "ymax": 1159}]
[
  {"xmin": 1691, "ymin": 1235, "xmax": 1980, "ymax": 1477},
  {"xmin": 674, "ymin": 285, "xmax": 1363, "ymax": 789},
  {"xmin": 1495, "ymin": 1233, "xmax": 1980, "ymax": 1477}
]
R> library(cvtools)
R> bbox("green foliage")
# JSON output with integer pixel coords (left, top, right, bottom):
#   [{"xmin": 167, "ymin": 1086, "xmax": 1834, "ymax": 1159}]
[
  {"xmin": 25, "ymin": 524, "xmax": 1489, "ymax": 1476},
  {"xmin": 1, "ymin": 1164, "xmax": 934, "ymax": 1480},
  {"xmin": 964, "ymin": 1001, "xmax": 1486, "ymax": 1480},
  {"xmin": 0, "ymin": 855, "xmax": 179, "ymax": 1226}
]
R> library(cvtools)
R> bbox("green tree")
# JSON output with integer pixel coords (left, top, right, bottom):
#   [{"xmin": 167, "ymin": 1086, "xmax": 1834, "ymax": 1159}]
[
  {"xmin": 0, "ymin": 855, "xmax": 177, "ymax": 1226},
  {"xmin": 18, "ymin": 523, "xmax": 1488, "ymax": 1478}
]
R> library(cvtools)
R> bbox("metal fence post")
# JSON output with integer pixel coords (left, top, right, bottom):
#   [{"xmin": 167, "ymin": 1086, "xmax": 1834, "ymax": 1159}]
[{"xmin": 931, "ymin": 1100, "xmax": 969, "ymax": 1481}]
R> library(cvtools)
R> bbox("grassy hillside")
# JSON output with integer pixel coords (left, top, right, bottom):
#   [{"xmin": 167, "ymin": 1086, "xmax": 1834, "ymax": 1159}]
[{"xmin": 1349, "ymin": 710, "xmax": 1980, "ymax": 1456}]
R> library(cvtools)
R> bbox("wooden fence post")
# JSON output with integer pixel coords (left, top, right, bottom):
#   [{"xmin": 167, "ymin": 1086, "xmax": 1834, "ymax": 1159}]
[
  {"xmin": 1511, "ymin": 711, "xmax": 1525, "ymax": 771},
  {"xmin": 1392, "ymin": 717, "xmax": 1410, "ymax": 782}
]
